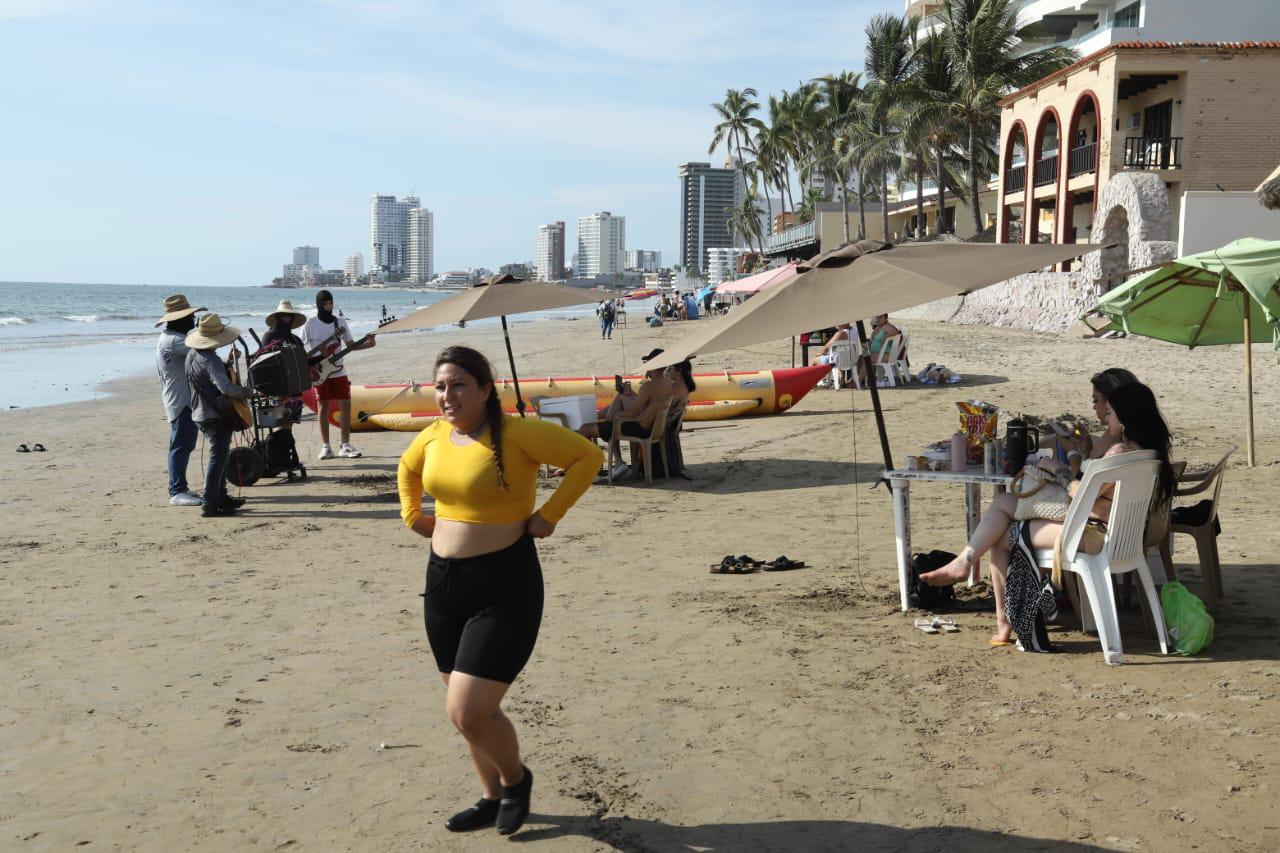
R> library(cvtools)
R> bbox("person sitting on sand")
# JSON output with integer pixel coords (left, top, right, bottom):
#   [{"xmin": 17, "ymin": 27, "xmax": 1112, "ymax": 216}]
[
  {"xmin": 579, "ymin": 347, "xmax": 675, "ymax": 480},
  {"xmin": 920, "ymin": 380, "xmax": 1175, "ymax": 646}
]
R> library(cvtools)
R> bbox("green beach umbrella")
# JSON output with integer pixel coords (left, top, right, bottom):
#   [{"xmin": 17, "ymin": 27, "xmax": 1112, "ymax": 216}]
[{"xmin": 1088, "ymin": 237, "xmax": 1280, "ymax": 466}]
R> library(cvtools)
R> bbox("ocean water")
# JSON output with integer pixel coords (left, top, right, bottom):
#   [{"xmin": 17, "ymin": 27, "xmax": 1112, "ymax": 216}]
[{"xmin": 0, "ymin": 281, "xmax": 604, "ymax": 409}]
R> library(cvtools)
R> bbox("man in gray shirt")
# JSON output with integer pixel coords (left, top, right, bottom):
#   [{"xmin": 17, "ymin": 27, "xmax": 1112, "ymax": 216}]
[
  {"xmin": 185, "ymin": 314, "xmax": 250, "ymax": 518},
  {"xmin": 155, "ymin": 295, "xmax": 204, "ymax": 506}
]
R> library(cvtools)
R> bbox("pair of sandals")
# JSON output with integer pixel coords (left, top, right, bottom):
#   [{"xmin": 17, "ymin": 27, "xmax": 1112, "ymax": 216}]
[
  {"xmin": 914, "ymin": 617, "xmax": 960, "ymax": 634},
  {"xmin": 16, "ymin": 443, "xmax": 47, "ymax": 453},
  {"xmin": 709, "ymin": 555, "xmax": 807, "ymax": 574}
]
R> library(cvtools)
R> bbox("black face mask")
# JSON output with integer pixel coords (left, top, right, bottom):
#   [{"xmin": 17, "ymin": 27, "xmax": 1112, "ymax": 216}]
[
  {"xmin": 316, "ymin": 290, "xmax": 335, "ymax": 324},
  {"xmin": 167, "ymin": 314, "xmax": 197, "ymax": 334},
  {"xmin": 273, "ymin": 317, "xmax": 293, "ymax": 334}
]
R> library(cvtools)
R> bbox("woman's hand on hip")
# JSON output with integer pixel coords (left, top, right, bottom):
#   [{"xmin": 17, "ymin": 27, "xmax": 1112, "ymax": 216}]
[
  {"xmin": 526, "ymin": 512, "xmax": 556, "ymax": 539},
  {"xmin": 411, "ymin": 515, "xmax": 436, "ymax": 539}
]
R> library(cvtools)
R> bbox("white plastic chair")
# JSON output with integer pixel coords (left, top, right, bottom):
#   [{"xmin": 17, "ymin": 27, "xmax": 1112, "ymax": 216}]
[
  {"xmin": 889, "ymin": 330, "xmax": 911, "ymax": 385},
  {"xmin": 830, "ymin": 340, "xmax": 861, "ymax": 389},
  {"xmin": 1032, "ymin": 450, "xmax": 1168, "ymax": 665}
]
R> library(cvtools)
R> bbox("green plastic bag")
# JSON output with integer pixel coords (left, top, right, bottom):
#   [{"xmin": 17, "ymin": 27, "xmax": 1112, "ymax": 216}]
[{"xmin": 1161, "ymin": 581, "xmax": 1214, "ymax": 655}]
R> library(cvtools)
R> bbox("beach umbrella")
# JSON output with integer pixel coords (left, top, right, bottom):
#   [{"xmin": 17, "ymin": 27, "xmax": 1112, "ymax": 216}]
[
  {"xmin": 1257, "ymin": 163, "xmax": 1280, "ymax": 211},
  {"xmin": 644, "ymin": 240, "xmax": 1094, "ymax": 472},
  {"xmin": 377, "ymin": 273, "xmax": 601, "ymax": 415},
  {"xmin": 1087, "ymin": 237, "xmax": 1280, "ymax": 466}
]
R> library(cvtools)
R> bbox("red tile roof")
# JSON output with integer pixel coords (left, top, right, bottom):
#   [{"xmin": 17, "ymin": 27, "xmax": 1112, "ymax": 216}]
[{"xmin": 999, "ymin": 41, "xmax": 1280, "ymax": 107}]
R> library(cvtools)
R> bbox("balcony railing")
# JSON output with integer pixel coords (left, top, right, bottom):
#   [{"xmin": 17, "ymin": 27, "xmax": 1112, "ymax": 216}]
[
  {"xmin": 765, "ymin": 221, "xmax": 816, "ymax": 254},
  {"xmin": 1005, "ymin": 164, "xmax": 1026, "ymax": 193},
  {"xmin": 1124, "ymin": 136, "xmax": 1182, "ymax": 170},
  {"xmin": 1068, "ymin": 142, "xmax": 1097, "ymax": 177},
  {"xmin": 1034, "ymin": 154, "xmax": 1059, "ymax": 186}
]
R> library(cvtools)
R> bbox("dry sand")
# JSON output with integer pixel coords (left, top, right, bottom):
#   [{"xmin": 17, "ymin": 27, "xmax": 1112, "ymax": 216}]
[{"xmin": 2, "ymin": 316, "xmax": 1278, "ymax": 851}]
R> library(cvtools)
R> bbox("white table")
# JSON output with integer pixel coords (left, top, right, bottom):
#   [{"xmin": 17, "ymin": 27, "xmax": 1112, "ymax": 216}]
[{"xmin": 886, "ymin": 466, "xmax": 1014, "ymax": 612}]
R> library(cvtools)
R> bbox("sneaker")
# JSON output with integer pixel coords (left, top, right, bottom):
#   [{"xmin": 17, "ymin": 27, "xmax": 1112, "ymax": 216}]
[
  {"xmin": 318, "ymin": 443, "xmax": 335, "ymax": 460},
  {"xmin": 338, "ymin": 443, "xmax": 362, "ymax": 458},
  {"xmin": 169, "ymin": 491, "xmax": 202, "ymax": 507},
  {"xmin": 610, "ymin": 462, "xmax": 630, "ymax": 479},
  {"xmin": 220, "ymin": 496, "xmax": 246, "ymax": 510},
  {"xmin": 201, "ymin": 504, "xmax": 238, "ymax": 518}
]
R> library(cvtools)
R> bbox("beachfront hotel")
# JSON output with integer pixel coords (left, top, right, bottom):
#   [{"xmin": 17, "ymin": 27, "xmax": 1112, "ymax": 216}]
[
  {"xmin": 407, "ymin": 206, "xmax": 434, "ymax": 283},
  {"xmin": 344, "ymin": 252, "xmax": 364, "ymax": 285},
  {"xmin": 625, "ymin": 249, "xmax": 662, "ymax": 273},
  {"xmin": 536, "ymin": 221, "xmax": 566, "ymax": 281},
  {"xmin": 576, "ymin": 211, "xmax": 626, "ymax": 277},
  {"xmin": 678, "ymin": 161, "xmax": 738, "ymax": 275},
  {"xmin": 369, "ymin": 193, "xmax": 432, "ymax": 282},
  {"xmin": 706, "ymin": 246, "xmax": 744, "ymax": 286}
]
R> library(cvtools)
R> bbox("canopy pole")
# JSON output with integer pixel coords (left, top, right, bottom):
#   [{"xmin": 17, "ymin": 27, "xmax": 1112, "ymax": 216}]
[
  {"xmin": 500, "ymin": 315, "xmax": 527, "ymax": 418},
  {"xmin": 855, "ymin": 320, "xmax": 894, "ymax": 474},
  {"xmin": 1243, "ymin": 308, "xmax": 1255, "ymax": 467},
  {"xmin": 791, "ymin": 336, "xmax": 796, "ymax": 368}
]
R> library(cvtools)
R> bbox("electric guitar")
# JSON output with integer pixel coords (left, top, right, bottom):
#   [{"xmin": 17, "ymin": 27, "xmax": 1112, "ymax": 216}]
[{"xmin": 309, "ymin": 316, "xmax": 397, "ymax": 384}]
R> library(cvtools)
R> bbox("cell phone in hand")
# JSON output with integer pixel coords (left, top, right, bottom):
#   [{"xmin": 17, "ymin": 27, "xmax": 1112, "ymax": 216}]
[
  {"xmin": 1048, "ymin": 421, "xmax": 1073, "ymax": 438},
  {"xmin": 614, "ymin": 374, "xmax": 624, "ymax": 393}
]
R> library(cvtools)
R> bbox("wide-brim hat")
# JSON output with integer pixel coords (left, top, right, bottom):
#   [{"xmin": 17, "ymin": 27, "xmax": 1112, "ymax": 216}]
[
  {"xmin": 185, "ymin": 313, "xmax": 241, "ymax": 349},
  {"xmin": 155, "ymin": 294, "xmax": 206, "ymax": 327},
  {"xmin": 265, "ymin": 299, "xmax": 307, "ymax": 329}
]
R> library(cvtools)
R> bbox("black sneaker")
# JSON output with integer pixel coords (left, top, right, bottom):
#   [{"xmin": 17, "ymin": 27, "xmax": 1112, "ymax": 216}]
[
  {"xmin": 445, "ymin": 798, "xmax": 500, "ymax": 832},
  {"xmin": 202, "ymin": 504, "xmax": 238, "ymax": 518},
  {"xmin": 221, "ymin": 497, "xmax": 246, "ymax": 509},
  {"xmin": 496, "ymin": 765, "xmax": 532, "ymax": 836}
]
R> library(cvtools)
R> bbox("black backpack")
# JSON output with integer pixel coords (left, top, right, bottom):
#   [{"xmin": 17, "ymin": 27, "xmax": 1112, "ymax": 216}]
[{"xmin": 908, "ymin": 550, "xmax": 957, "ymax": 610}]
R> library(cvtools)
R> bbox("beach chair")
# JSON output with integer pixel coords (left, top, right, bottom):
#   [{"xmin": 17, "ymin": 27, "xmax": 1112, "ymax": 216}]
[
  {"xmin": 1032, "ymin": 450, "xmax": 1168, "ymax": 665},
  {"xmin": 607, "ymin": 396, "xmax": 674, "ymax": 485},
  {"xmin": 887, "ymin": 330, "xmax": 912, "ymax": 385},
  {"xmin": 873, "ymin": 335, "xmax": 905, "ymax": 387},
  {"xmin": 829, "ymin": 340, "xmax": 863, "ymax": 389},
  {"xmin": 1160, "ymin": 447, "xmax": 1234, "ymax": 614}
]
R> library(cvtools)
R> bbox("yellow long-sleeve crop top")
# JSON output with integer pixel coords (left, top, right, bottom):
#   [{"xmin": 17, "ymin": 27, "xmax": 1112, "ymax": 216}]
[{"xmin": 398, "ymin": 415, "xmax": 604, "ymax": 527}]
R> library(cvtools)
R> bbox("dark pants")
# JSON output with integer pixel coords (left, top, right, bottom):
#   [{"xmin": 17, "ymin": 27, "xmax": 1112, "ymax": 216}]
[
  {"xmin": 167, "ymin": 406, "xmax": 199, "ymax": 496},
  {"xmin": 601, "ymin": 317, "xmax": 614, "ymax": 338},
  {"xmin": 197, "ymin": 419, "xmax": 231, "ymax": 509}
]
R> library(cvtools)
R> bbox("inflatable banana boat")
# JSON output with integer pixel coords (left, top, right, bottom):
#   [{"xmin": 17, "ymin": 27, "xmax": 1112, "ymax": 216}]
[{"xmin": 302, "ymin": 364, "xmax": 829, "ymax": 432}]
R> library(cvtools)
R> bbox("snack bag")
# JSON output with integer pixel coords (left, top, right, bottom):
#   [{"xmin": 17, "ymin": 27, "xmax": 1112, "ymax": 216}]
[{"xmin": 956, "ymin": 400, "xmax": 999, "ymax": 464}]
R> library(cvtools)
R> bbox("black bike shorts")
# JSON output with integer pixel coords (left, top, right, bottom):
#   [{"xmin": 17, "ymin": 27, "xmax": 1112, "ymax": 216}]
[{"xmin": 423, "ymin": 535, "xmax": 544, "ymax": 684}]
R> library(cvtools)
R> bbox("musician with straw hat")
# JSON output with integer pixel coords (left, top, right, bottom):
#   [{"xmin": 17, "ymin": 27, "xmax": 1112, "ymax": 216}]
[
  {"xmin": 260, "ymin": 299, "xmax": 308, "ymax": 429},
  {"xmin": 184, "ymin": 313, "xmax": 250, "ymax": 518},
  {"xmin": 155, "ymin": 294, "xmax": 206, "ymax": 507}
]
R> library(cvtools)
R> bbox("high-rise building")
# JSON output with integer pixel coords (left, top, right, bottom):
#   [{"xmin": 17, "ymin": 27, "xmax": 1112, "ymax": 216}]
[
  {"xmin": 625, "ymin": 250, "xmax": 662, "ymax": 273},
  {"xmin": 344, "ymin": 252, "xmax": 364, "ymax": 285},
  {"xmin": 536, "ymin": 222, "xmax": 566, "ymax": 280},
  {"xmin": 370, "ymin": 194, "xmax": 424, "ymax": 278},
  {"xmin": 293, "ymin": 246, "xmax": 320, "ymax": 267},
  {"xmin": 706, "ymin": 247, "xmax": 744, "ymax": 285},
  {"xmin": 678, "ymin": 162, "xmax": 737, "ymax": 275},
  {"xmin": 408, "ymin": 207, "xmax": 434, "ymax": 283},
  {"xmin": 576, "ymin": 212, "xmax": 625, "ymax": 278}
]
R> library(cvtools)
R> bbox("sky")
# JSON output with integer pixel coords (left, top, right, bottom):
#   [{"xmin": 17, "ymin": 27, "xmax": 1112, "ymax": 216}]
[{"xmin": 0, "ymin": 0, "xmax": 887, "ymax": 286}]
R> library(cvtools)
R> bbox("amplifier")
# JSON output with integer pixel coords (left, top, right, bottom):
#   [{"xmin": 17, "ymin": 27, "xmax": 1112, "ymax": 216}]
[{"xmin": 250, "ymin": 346, "xmax": 310, "ymax": 397}]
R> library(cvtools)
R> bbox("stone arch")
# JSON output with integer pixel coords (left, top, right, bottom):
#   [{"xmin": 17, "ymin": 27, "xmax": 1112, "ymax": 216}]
[
  {"xmin": 998, "ymin": 120, "xmax": 1029, "ymax": 243},
  {"xmin": 1082, "ymin": 172, "xmax": 1178, "ymax": 286},
  {"xmin": 1028, "ymin": 107, "xmax": 1062, "ymax": 243},
  {"xmin": 1061, "ymin": 90, "xmax": 1103, "ymax": 250}
]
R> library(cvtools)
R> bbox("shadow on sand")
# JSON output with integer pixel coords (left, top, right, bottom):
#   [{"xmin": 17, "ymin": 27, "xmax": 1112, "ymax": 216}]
[
  {"xmin": 609, "ymin": 458, "xmax": 886, "ymax": 495},
  {"xmin": 510, "ymin": 814, "xmax": 1110, "ymax": 851}
]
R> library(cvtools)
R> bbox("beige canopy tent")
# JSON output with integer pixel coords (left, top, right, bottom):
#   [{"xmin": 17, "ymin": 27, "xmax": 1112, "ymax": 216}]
[
  {"xmin": 646, "ymin": 240, "xmax": 1096, "ymax": 470},
  {"xmin": 377, "ymin": 273, "xmax": 602, "ymax": 415}
]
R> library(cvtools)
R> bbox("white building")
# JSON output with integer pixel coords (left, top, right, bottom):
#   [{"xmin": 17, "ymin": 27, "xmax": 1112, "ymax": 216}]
[
  {"xmin": 625, "ymin": 249, "xmax": 662, "ymax": 273},
  {"xmin": 431, "ymin": 271, "xmax": 471, "ymax": 289},
  {"xmin": 293, "ymin": 246, "xmax": 320, "ymax": 267},
  {"xmin": 705, "ymin": 247, "xmax": 743, "ymax": 285},
  {"xmin": 536, "ymin": 221, "xmax": 566, "ymax": 280},
  {"xmin": 408, "ymin": 207, "xmax": 434, "ymax": 283},
  {"xmin": 576, "ymin": 211, "xmax": 625, "ymax": 278},
  {"xmin": 344, "ymin": 253, "xmax": 364, "ymax": 285},
  {"xmin": 370, "ymin": 194, "xmax": 428, "ymax": 278}
]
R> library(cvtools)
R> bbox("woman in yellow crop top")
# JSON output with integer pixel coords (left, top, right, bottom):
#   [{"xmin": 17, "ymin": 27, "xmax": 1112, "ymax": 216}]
[{"xmin": 398, "ymin": 346, "xmax": 601, "ymax": 836}]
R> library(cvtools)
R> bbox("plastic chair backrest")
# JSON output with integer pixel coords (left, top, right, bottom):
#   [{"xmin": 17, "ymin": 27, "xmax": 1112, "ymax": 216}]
[
  {"xmin": 618, "ymin": 396, "xmax": 673, "ymax": 444},
  {"xmin": 1059, "ymin": 450, "xmax": 1157, "ymax": 565},
  {"xmin": 832, "ymin": 340, "xmax": 855, "ymax": 371},
  {"xmin": 879, "ymin": 335, "xmax": 901, "ymax": 364},
  {"xmin": 1173, "ymin": 447, "xmax": 1234, "ymax": 518}
]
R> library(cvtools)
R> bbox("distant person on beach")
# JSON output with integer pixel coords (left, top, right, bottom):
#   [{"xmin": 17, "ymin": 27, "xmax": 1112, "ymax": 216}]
[
  {"xmin": 579, "ymin": 347, "xmax": 675, "ymax": 480},
  {"xmin": 184, "ymin": 314, "xmax": 250, "ymax": 517},
  {"xmin": 155, "ymin": 294, "xmax": 205, "ymax": 507},
  {"xmin": 301, "ymin": 289, "xmax": 375, "ymax": 460},
  {"xmin": 398, "ymin": 346, "xmax": 602, "ymax": 837},
  {"xmin": 597, "ymin": 300, "xmax": 615, "ymax": 340},
  {"xmin": 921, "ymin": 379, "xmax": 1175, "ymax": 648}
]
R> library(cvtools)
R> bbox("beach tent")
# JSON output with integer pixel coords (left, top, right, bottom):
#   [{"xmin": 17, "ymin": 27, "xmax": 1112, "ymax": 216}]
[
  {"xmin": 1087, "ymin": 237, "xmax": 1280, "ymax": 466},
  {"xmin": 646, "ymin": 240, "xmax": 1093, "ymax": 471},
  {"xmin": 376, "ymin": 273, "xmax": 600, "ymax": 416},
  {"xmin": 715, "ymin": 263, "xmax": 796, "ymax": 295}
]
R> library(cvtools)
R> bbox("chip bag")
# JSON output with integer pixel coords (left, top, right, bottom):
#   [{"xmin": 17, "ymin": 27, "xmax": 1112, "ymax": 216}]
[{"xmin": 956, "ymin": 400, "xmax": 999, "ymax": 464}]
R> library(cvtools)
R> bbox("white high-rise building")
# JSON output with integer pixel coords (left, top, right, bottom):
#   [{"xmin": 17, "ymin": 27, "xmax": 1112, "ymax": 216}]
[
  {"xmin": 625, "ymin": 249, "xmax": 662, "ymax": 272},
  {"xmin": 408, "ymin": 207, "xmax": 434, "ymax": 283},
  {"xmin": 344, "ymin": 253, "xmax": 364, "ymax": 285},
  {"xmin": 576, "ymin": 211, "xmax": 625, "ymax": 278},
  {"xmin": 536, "ymin": 222, "xmax": 566, "ymax": 280},
  {"xmin": 370, "ymin": 194, "xmax": 422, "ymax": 278},
  {"xmin": 706, "ymin": 247, "xmax": 743, "ymax": 285}
]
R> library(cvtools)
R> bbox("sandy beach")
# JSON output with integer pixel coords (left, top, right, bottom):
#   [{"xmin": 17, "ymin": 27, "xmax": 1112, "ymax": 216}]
[{"xmin": 2, "ymin": 317, "xmax": 1278, "ymax": 851}]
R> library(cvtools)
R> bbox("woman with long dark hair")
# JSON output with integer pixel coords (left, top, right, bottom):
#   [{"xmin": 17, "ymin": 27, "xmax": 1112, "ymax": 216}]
[
  {"xmin": 398, "ymin": 346, "xmax": 603, "ymax": 836},
  {"xmin": 922, "ymin": 379, "xmax": 1174, "ymax": 645}
]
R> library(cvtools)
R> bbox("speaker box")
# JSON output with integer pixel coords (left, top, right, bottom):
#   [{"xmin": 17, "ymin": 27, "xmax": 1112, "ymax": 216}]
[{"xmin": 250, "ymin": 346, "xmax": 310, "ymax": 397}]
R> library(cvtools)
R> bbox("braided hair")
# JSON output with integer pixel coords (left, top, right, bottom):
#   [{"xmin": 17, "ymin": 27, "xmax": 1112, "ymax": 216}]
[{"xmin": 435, "ymin": 346, "xmax": 508, "ymax": 490}]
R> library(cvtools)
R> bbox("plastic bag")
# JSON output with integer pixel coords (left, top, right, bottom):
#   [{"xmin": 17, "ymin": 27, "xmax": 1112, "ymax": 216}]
[{"xmin": 1160, "ymin": 581, "xmax": 1214, "ymax": 655}]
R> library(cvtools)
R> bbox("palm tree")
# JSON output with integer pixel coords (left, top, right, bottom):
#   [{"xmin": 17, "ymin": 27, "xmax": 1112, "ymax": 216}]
[
  {"xmin": 904, "ymin": 34, "xmax": 968, "ymax": 233},
  {"xmin": 940, "ymin": 0, "xmax": 1076, "ymax": 235},
  {"xmin": 709, "ymin": 88, "xmax": 766, "ymax": 205},
  {"xmin": 814, "ymin": 71, "xmax": 864, "ymax": 244},
  {"xmin": 863, "ymin": 13, "xmax": 916, "ymax": 241}
]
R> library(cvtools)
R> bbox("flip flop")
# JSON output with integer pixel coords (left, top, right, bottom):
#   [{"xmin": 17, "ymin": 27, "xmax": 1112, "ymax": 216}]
[
  {"xmin": 935, "ymin": 617, "xmax": 959, "ymax": 633},
  {"xmin": 764, "ymin": 556, "xmax": 806, "ymax": 571},
  {"xmin": 16, "ymin": 444, "xmax": 29, "ymax": 453},
  {"xmin": 914, "ymin": 618, "xmax": 940, "ymax": 634},
  {"xmin": 709, "ymin": 556, "xmax": 759, "ymax": 574},
  {"xmin": 989, "ymin": 637, "xmax": 1014, "ymax": 647},
  {"xmin": 735, "ymin": 554, "xmax": 764, "ymax": 569},
  {"xmin": 31, "ymin": 443, "xmax": 46, "ymax": 452}
]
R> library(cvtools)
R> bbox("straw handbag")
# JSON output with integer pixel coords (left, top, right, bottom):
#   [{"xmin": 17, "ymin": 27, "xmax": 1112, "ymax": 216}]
[{"xmin": 1010, "ymin": 465, "xmax": 1071, "ymax": 522}]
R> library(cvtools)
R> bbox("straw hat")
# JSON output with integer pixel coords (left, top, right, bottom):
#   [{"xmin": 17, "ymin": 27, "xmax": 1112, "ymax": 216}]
[
  {"xmin": 155, "ymin": 294, "xmax": 206, "ymax": 327},
  {"xmin": 185, "ymin": 313, "xmax": 241, "ymax": 350},
  {"xmin": 265, "ymin": 299, "xmax": 307, "ymax": 329}
]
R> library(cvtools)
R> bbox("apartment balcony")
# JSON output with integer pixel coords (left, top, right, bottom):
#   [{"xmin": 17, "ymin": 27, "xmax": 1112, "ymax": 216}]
[
  {"xmin": 1124, "ymin": 137, "xmax": 1182, "ymax": 170},
  {"xmin": 765, "ymin": 221, "xmax": 816, "ymax": 254},
  {"xmin": 1005, "ymin": 164, "xmax": 1026, "ymax": 194},
  {"xmin": 1068, "ymin": 142, "xmax": 1097, "ymax": 177},
  {"xmin": 1034, "ymin": 154, "xmax": 1059, "ymax": 187}
]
